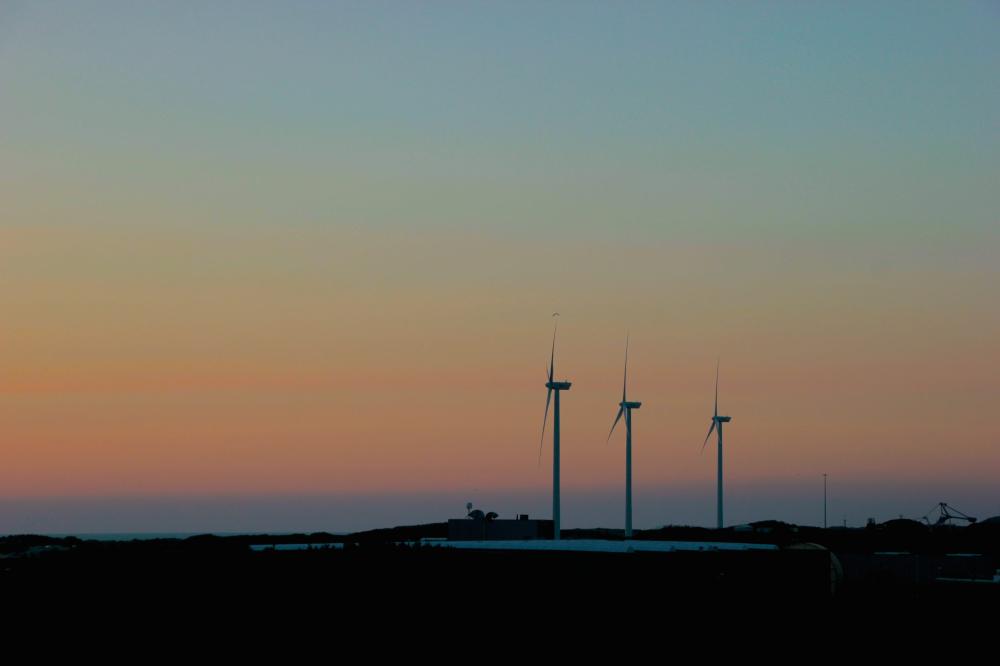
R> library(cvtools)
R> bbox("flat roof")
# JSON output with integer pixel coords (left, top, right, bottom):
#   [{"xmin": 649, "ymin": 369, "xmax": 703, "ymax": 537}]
[
  {"xmin": 431, "ymin": 539, "xmax": 778, "ymax": 553},
  {"xmin": 249, "ymin": 543, "xmax": 345, "ymax": 551}
]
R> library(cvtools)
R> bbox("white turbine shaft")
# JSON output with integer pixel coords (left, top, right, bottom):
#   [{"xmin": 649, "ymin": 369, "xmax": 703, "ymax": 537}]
[
  {"xmin": 610, "ymin": 335, "xmax": 636, "ymax": 539},
  {"xmin": 539, "ymin": 317, "xmax": 572, "ymax": 541},
  {"xmin": 704, "ymin": 359, "xmax": 728, "ymax": 531},
  {"xmin": 553, "ymin": 388, "xmax": 561, "ymax": 540},
  {"xmin": 717, "ymin": 420, "xmax": 723, "ymax": 530},
  {"xmin": 625, "ymin": 407, "xmax": 632, "ymax": 538}
]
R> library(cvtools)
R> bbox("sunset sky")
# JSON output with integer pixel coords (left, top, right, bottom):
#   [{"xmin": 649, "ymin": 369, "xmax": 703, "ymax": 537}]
[{"xmin": 2, "ymin": 2, "xmax": 998, "ymax": 533}]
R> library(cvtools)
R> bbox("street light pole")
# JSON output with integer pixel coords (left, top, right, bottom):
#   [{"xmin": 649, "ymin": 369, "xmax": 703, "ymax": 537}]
[{"xmin": 823, "ymin": 473, "xmax": 828, "ymax": 529}]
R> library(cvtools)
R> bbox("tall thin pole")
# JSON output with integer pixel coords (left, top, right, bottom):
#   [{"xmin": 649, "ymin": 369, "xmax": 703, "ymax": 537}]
[
  {"xmin": 823, "ymin": 473, "xmax": 828, "ymax": 529},
  {"xmin": 625, "ymin": 408, "xmax": 632, "ymax": 538},
  {"xmin": 716, "ymin": 422, "xmax": 724, "ymax": 529},
  {"xmin": 553, "ymin": 389, "xmax": 561, "ymax": 540}
]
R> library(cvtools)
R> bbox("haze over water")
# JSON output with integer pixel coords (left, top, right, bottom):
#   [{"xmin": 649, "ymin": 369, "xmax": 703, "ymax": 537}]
[{"xmin": 2, "ymin": 2, "xmax": 998, "ymax": 533}]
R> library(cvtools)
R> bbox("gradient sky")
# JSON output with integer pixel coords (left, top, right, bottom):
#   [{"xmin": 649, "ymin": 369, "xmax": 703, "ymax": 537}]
[{"xmin": 2, "ymin": 2, "xmax": 998, "ymax": 533}]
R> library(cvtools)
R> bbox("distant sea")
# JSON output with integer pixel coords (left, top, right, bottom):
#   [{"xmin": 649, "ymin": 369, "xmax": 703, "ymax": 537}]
[
  {"xmin": 42, "ymin": 533, "xmax": 237, "ymax": 540},
  {"xmin": 40, "ymin": 532, "xmax": 341, "ymax": 541}
]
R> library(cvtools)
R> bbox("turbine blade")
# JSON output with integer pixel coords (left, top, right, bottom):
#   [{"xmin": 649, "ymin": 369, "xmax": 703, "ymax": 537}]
[
  {"xmin": 607, "ymin": 405, "xmax": 625, "ymax": 443},
  {"xmin": 714, "ymin": 358, "xmax": 720, "ymax": 417},
  {"xmin": 538, "ymin": 387, "xmax": 553, "ymax": 466},
  {"xmin": 701, "ymin": 420, "xmax": 716, "ymax": 454},
  {"xmin": 622, "ymin": 333, "xmax": 629, "ymax": 403},
  {"xmin": 548, "ymin": 320, "xmax": 558, "ymax": 383}
]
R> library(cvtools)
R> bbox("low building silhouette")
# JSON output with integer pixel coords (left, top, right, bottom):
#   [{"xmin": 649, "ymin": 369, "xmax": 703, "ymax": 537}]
[{"xmin": 448, "ymin": 513, "xmax": 553, "ymax": 541}]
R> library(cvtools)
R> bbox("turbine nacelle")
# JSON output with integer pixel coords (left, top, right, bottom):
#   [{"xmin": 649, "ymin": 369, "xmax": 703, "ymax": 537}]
[
  {"xmin": 714, "ymin": 415, "xmax": 731, "ymax": 423},
  {"xmin": 546, "ymin": 381, "xmax": 572, "ymax": 390},
  {"xmin": 620, "ymin": 401, "xmax": 642, "ymax": 409}
]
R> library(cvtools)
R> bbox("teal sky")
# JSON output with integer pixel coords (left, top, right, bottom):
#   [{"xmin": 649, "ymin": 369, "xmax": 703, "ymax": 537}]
[
  {"xmin": 3, "ymin": 2, "xmax": 997, "ymax": 238},
  {"xmin": 1, "ymin": 2, "xmax": 998, "ymax": 532}
]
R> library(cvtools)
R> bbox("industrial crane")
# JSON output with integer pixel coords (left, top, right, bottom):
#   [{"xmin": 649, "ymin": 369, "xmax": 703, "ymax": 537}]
[{"xmin": 922, "ymin": 503, "xmax": 977, "ymax": 527}]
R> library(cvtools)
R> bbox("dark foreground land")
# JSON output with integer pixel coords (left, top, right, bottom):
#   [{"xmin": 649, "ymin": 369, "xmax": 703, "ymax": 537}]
[{"xmin": 3, "ymin": 520, "xmax": 998, "ymax": 618}]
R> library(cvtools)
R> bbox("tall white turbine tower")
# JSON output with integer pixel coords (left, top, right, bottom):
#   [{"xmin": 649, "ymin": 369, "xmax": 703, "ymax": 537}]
[
  {"xmin": 607, "ymin": 335, "xmax": 641, "ymax": 538},
  {"xmin": 701, "ymin": 361, "xmax": 731, "ymax": 530},
  {"xmin": 539, "ymin": 316, "xmax": 571, "ymax": 540}
]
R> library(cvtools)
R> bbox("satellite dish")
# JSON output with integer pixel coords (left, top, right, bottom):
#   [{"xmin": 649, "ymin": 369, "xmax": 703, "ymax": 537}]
[{"xmin": 468, "ymin": 509, "xmax": 485, "ymax": 520}]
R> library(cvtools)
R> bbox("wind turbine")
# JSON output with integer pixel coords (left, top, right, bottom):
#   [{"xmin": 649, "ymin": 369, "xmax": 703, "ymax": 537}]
[
  {"xmin": 701, "ymin": 360, "xmax": 731, "ymax": 530},
  {"xmin": 607, "ymin": 334, "xmax": 641, "ymax": 538},
  {"xmin": 539, "ymin": 315, "xmax": 571, "ymax": 540}
]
